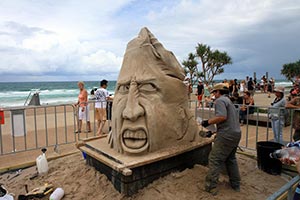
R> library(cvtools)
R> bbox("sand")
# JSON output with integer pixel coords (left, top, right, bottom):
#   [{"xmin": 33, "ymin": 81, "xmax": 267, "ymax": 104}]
[
  {"xmin": 0, "ymin": 92, "xmax": 293, "ymax": 199},
  {"xmin": 0, "ymin": 152, "xmax": 288, "ymax": 200}
]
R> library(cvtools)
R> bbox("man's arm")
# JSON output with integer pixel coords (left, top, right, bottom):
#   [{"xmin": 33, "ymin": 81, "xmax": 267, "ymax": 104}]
[
  {"xmin": 201, "ymin": 115, "xmax": 226, "ymax": 128},
  {"xmin": 208, "ymin": 116, "xmax": 226, "ymax": 125}
]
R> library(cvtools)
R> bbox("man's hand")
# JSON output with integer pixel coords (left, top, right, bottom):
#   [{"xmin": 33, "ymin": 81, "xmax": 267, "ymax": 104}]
[{"xmin": 201, "ymin": 120, "xmax": 209, "ymax": 127}]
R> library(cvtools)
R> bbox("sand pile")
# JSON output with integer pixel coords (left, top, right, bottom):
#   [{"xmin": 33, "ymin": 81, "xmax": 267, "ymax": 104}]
[{"xmin": 0, "ymin": 152, "xmax": 288, "ymax": 200}]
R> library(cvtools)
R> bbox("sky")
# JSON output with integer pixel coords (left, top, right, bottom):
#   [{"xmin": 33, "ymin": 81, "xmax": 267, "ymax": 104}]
[{"xmin": 0, "ymin": 0, "xmax": 299, "ymax": 82}]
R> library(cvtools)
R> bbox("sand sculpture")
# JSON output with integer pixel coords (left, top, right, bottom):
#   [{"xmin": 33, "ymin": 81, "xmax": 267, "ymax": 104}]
[{"xmin": 108, "ymin": 27, "xmax": 200, "ymax": 154}]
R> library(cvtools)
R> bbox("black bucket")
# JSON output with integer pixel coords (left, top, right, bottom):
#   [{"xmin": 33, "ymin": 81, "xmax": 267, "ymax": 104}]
[{"xmin": 257, "ymin": 141, "xmax": 283, "ymax": 175}]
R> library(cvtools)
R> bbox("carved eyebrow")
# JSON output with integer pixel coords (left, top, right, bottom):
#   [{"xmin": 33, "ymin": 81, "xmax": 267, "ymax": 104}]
[
  {"xmin": 135, "ymin": 78, "xmax": 157, "ymax": 84},
  {"xmin": 117, "ymin": 80, "xmax": 130, "ymax": 86},
  {"xmin": 117, "ymin": 78, "xmax": 157, "ymax": 85}
]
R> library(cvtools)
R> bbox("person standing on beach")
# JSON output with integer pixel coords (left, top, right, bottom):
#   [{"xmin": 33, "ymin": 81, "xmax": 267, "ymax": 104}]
[
  {"xmin": 286, "ymin": 81, "xmax": 300, "ymax": 141},
  {"xmin": 74, "ymin": 81, "xmax": 91, "ymax": 133},
  {"xmin": 95, "ymin": 79, "xmax": 111, "ymax": 135},
  {"xmin": 267, "ymin": 80, "xmax": 273, "ymax": 98},
  {"xmin": 239, "ymin": 80, "xmax": 246, "ymax": 94},
  {"xmin": 223, "ymin": 79, "xmax": 229, "ymax": 88},
  {"xmin": 239, "ymin": 91, "xmax": 255, "ymax": 125},
  {"xmin": 201, "ymin": 84, "xmax": 241, "ymax": 195},
  {"xmin": 228, "ymin": 80, "xmax": 235, "ymax": 96},
  {"xmin": 197, "ymin": 80, "xmax": 204, "ymax": 108},
  {"xmin": 245, "ymin": 76, "xmax": 249, "ymax": 87},
  {"xmin": 269, "ymin": 87, "xmax": 286, "ymax": 144},
  {"xmin": 247, "ymin": 77, "xmax": 255, "ymax": 96},
  {"xmin": 204, "ymin": 82, "xmax": 211, "ymax": 107}
]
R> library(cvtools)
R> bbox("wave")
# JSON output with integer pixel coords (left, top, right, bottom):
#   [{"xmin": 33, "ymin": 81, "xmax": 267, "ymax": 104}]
[
  {"xmin": 275, "ymin": 82, "xmax": 293, "ymax": 87},
  {"xmin": 0, "ymin": 80, "xmax": 291, "ymax": 108},
  {"xmin": 0, "ymin": 89, "xmax": 114, "ymax": 108}
]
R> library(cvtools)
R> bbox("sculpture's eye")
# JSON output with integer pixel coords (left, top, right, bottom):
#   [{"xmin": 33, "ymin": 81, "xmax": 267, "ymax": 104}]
[
  {"xmin": 139, "ymin": 83, "xmax": 157, "ymax": 93},
  {"xmin": 118, "ymin": 84, "xmax": 130, "ymax": 94}
]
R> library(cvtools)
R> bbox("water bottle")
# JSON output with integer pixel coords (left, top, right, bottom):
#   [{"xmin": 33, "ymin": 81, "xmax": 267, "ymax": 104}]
[
  {"xmin": 49, "ymin": 188, "xmax": 64, "ymax": 200},
  {"xmin": 36, "ymin": 148, "xmax": 49, "ymax": 174},
  {"xmin": 270, "ymin": 146, "xmax": 300, "ymax": 162}
]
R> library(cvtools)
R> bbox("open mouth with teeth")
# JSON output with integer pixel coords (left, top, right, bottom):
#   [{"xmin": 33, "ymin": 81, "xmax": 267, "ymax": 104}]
[{"xmin": 121, "ymin": 129, "xmax": 149, "ymax": 153}]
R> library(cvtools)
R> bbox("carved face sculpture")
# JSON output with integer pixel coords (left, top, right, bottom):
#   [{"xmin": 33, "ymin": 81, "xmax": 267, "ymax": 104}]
[{"xmin": 111, "ymin": 28, "xmax": 198, "ymax": 154}]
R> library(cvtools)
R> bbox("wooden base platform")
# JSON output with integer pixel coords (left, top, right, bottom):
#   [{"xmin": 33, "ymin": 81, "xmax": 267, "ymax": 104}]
[{"xmin": 79, "ymin": 137, "xmax": 212, "ymax": 196}]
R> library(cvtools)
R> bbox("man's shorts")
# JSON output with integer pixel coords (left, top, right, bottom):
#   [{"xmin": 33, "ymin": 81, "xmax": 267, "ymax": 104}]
[
  {"xmin": 78, "ymin": 106, "xmax": 90, "ymax": 121},
  {"xmin": 95, "ymin": 108, "xmax": 107, "ymax": 121},
  {"xmin": 198, "ymin": 94, "xmax": 203, "ymax": 101}
]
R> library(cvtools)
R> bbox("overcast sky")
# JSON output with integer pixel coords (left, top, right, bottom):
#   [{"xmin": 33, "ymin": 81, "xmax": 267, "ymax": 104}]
[{"xmin": 0, "ymin": 0, "xmax": 299, "ymax": 82}]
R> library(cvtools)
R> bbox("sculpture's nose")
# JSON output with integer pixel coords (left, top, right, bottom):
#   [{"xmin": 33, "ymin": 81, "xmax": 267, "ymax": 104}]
[{"xmin": 122, "ymin": 81, "xmax": 145, "ymax": 121}]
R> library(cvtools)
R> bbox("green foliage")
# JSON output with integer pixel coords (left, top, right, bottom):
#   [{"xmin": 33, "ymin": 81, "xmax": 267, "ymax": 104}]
[
  {"xmin": 182, "ymin": 53, "xmax": 198, "ymax": 85},
  {"xmin": 182, "ymin": 43, "xmax": 232, "ymax": 86},
  {"xmin": 281, "ymin": 60, "xmax": 300, "ymax": 82}
]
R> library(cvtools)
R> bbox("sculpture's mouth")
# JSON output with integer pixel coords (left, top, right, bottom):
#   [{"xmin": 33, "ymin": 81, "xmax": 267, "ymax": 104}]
[{"xmin": 121, "ymin": 128, "xmax": 149, "ymax": 153}]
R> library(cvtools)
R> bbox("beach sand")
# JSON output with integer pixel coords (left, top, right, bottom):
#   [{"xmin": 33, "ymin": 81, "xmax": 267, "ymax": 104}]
[
  {"xmin": 0, "ymin": 152, "xmax": 288, "ymax": 200},
  {"xmin": 0, "ymin": 92, "xmax": 292, "ymax": 199}
]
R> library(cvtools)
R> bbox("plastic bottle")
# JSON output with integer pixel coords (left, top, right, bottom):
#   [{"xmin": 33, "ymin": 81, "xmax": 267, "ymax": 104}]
[
  {"xmin": 49, "ymin": 188, "xmax": 64, "ymax": 200},
  {"xmin": 270, "ymin": 146, "xmax": 300, "ymax": 162},
  {"xmin": 36, "ymin": 148, "xmax": 49, "ymax": 174}
]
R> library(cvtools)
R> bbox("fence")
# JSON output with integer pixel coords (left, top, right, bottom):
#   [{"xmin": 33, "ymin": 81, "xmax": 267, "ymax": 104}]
[
  {"xmin": 0, "ymin": 101, "xmax": 113, "ymax": 156},
  {"xmin": 1, "ymin": 100, "xmax": 299, "ymax": 155},
  {"xmin": 194, "ymin": 101, "xmax": 300, "ymax": 149},
  {"xmin": 267, "ymin": 175, "xmax": 300, "ymax": 200},
  {"xmin": 0, "ymin": 104, "xmax": 77, "ymax": 155}
]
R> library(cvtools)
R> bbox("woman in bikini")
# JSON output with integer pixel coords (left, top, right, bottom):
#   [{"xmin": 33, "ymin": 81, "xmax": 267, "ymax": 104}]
[{"xmin": 74, "ymin": 81, "xmax": 91, "ymax": 133}]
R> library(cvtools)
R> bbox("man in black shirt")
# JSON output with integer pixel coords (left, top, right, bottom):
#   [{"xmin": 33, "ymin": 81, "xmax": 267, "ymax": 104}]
[{"xmin": 197, "ymin": 80, "xmax": 204, "ymax": 108}]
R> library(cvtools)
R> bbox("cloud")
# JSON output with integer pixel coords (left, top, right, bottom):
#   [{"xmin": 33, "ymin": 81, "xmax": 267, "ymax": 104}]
[
  {"xmin": 137, "ymin": 0, "xmax": 300, "ymax": 79},
  {"xmin": 0, "ymin": 21, "xmax": 123, "ymax": 79},
  {"xmin": 0, "ymin": 0, "xmax": 299, "ymax": 81}
]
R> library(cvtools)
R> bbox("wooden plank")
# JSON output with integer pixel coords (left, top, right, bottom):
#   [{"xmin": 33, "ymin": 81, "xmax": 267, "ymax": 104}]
[
  {"xmin": 82, "ymin": 137, "xmax": 213, "ymax": 169},
  {"xmin": 80, "ymin": 146, "xmax": 132, "ymax": 176},
  {"xmin": 0, "ymin": 150, "xmax": 79, "ymax": 174}
]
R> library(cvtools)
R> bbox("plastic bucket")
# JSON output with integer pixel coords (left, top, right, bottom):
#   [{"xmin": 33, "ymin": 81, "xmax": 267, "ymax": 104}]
[{"xmin": 257, "ymin": 141, "xmax": 283, "ymax": 175}]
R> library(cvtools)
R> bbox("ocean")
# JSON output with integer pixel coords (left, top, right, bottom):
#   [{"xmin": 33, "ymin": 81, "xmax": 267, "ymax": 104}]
[
  {"xmin": 0, "ymin": 81, "xmax": 117, "ymax": 108},
  {"xmin": 0, "ymin": 80, "xmax": 293, "ymax": 108}
]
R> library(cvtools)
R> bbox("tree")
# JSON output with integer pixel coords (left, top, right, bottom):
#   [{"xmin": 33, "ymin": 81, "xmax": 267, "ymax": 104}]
[
  {"xmin": 196, "ymin": 43, "xmax": 232, "ymax": 85},
  {"xmin": 182, "ymin": 43, "xmax": 232, "ymax": 86},
  {"xmin": 281, "ymin": 60, "xmax": 300, "ymax": 83},
  {"xmin": 182, "ymin": 53, "xmax": 198, "ymax": 86}
]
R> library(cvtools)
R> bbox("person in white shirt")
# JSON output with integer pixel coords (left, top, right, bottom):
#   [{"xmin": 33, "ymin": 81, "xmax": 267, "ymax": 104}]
[{"xmin": 95, "ymin": 80, "xmax": 111, "ymax": 135}]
